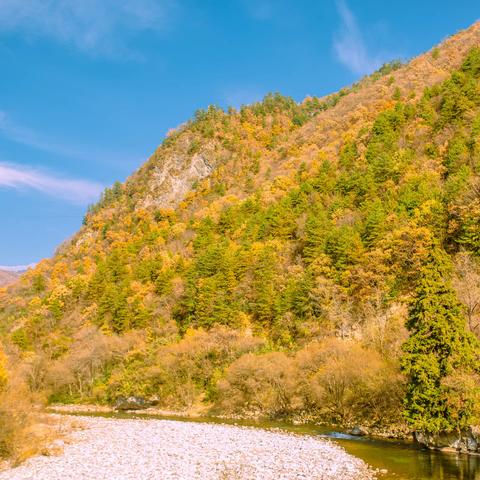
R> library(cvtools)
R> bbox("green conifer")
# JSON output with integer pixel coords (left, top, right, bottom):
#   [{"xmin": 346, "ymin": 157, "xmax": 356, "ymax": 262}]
[{"xmin": 401, "ymin": 247, "xmax": 480, "ymax": 433}]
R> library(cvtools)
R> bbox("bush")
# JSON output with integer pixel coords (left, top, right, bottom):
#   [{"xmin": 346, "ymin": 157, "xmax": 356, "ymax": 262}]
[
  {"xmin": 295, "ymin": 339, "xmax": 404, "ymax": 425},
  {"xmin": 215, "ymin": 338, "xmax": 404, "ymax": 425},
  {"xmin": 215, "ymin": 351, "xmax": 297, "ymax": 417},
  {"xmin": 0, "ymin": 347, "xmax": 44, "ymax": 463},
  {"xmin": 107, "ymin": 326, "xmax": 265, "ymax": 408},
  {"xmin": 42, "ymin": 328, "xmax": 135, "ymax": 403}
]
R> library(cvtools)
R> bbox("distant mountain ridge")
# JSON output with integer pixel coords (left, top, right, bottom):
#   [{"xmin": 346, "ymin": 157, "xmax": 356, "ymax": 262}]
[
  {"xmin": 0, "ymin": 263, "xmax": 35, "ymax": 286},
  {"xmin": 0, "ymin": 263, "xmax": 36, "ymax": 273},
  {"xmin": 0, "ymin": 264, "xmax": 35, "ymax": 287},
  {"xmin": 0, "ymin": 269, "xmax": 19, "ymax": 287}
]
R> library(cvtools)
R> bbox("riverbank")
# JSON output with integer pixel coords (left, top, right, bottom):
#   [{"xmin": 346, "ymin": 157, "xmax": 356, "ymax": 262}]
[
  {"xmin": 48, "ymin": 402, "xmax": 205, "ymax": 417},
  {"xmin": 0, "ymin": 414, "xmax": 375, "ymax": 480},
  {"xmin": 48, "ymin": 403, "xmax": 411, "ymax": 440}
]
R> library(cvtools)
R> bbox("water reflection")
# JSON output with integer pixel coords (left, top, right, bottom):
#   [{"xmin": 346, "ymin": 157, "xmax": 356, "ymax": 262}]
[
  {"xmin": 335, "ymin": 435, "xmax": 480, "ymax": 480},
  {"xmin": 404, "ymin": 449, "xmax": 480, "ymax": 480},
  {"xmin": 439, "ymin": 453, "xmax": 479, "ymax": 479}
]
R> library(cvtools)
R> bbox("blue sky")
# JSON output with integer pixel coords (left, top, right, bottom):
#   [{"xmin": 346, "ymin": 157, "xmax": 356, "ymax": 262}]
[{"xmin": 0, "ymin": 0, "xmax": 478, "ymax": 266}]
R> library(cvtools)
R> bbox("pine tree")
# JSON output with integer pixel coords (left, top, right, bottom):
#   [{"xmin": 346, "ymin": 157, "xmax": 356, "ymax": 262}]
[
  {"xmin": 362, "ymin": 199, "xmax": 386, "ymax": 248},
  {"xmin": 401, "ymin": 247, "xmax": 480, "ymax": 433},
  {"xmin": 252, "ymin": 247, "xmax": 278, "ymax": 325},
  {"xmin": 98, "ymin": 284, "xmax": 129, "ymax": 333},
  {"xmin": 193, "ymin": 277, "xmax": 215, "ymax": 327},
  {"xmin": 303, "ymin": 212, "xmax": 329, "ymax": 263}
]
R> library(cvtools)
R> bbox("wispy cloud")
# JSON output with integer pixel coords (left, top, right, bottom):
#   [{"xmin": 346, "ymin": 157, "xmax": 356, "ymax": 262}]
[
  {"xmin": 0, "ymin": 0, "xmax": 175, "ymax": 57},
  {"xmin": 0, "ymin": 162, "xmax": 103, "ymax": 205},
  {"xmin": 0, "ymin": 110, "xmax": 142, "ymax": 169},
  {"xmin": 333, "ymin": 0, "xmax": 383, "ymax": 76},
  {"xmin": 0, "ymin": 110, "xmax": 79, "ymax": 158}
]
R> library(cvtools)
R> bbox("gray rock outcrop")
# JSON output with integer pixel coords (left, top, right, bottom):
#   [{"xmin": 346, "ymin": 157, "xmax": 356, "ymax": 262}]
[{"xmin": 415, "ymin": 427, "xmax": 480, "ymax": 453}]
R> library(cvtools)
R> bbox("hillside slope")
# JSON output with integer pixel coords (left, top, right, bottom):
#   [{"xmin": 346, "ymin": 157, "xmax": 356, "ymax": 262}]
[
  {"xmin": 2, "ymin": 22, "xmax": 480, "ymax": 438},
  {"xmin": 0, "ymin": 270, "xmax": 18, "ymax": 287}
]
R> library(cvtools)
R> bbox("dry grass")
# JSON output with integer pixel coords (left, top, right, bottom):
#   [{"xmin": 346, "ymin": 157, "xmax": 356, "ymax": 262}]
[
  {"xmin": 0, "ymin": 394, "xmax": 73, "ymax": 468},
  {"xmin": 0, "ymin": 383, "xmax": 39, "ymax": 464},
  {"xmin": 0, "ymin": 348, "xmax": 66, "ymax": 467}
]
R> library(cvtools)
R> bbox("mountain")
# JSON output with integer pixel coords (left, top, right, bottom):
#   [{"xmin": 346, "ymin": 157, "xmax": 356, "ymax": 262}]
[
  {"xmin": 2, "ymin": 22, "xmax": 480, "ymax": 439},
  {"xmin": 0, "ymin": 264, "xmax": 36, "ymax": 273},
  {"xmin": 0, "ymin": 264, "xmax": 35, "ymax": 287},
  {"xmin": 0, "ymin": 270, "xmax": 19, "ymax": 287}
]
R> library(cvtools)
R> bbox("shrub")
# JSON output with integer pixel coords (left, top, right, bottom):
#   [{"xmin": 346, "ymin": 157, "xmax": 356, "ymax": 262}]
[
  {"xmin": 42, "ymin": 328, "xmax": 135, "ymax": 403},
  {"xmin": 215, "ymin": 351, "xmax": 297, "ymax": 417},
  {"xmin": 107, "ymin": 326, "xmax": 265, "ymax": 408},
  {"xmin": 214, "ymin": 338, "xmax": 404, "ymax": 425},
  {"xmin": 0, "ymin": 347, "xmax": 46, "ymax": 463},
  {"xmin": 295, "ymin": 338, "xmax": 404, "ymax": 425}
]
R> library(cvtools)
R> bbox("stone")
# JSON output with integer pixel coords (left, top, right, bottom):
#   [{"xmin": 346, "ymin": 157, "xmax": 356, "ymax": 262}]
[
  {"xmin": 348, "ymin": 426, "xmax": 368, "ymax": 436},
  {"xmin": 114, "ymin": 396, "xmax": 150, "ymax": 411},
  {"xmin": 147, "ymin": 395, "xmax": 160, "ymax": 406},
  {"xmin": 0, "ymin": 415, "xmax": 375, "ymax": 480}
]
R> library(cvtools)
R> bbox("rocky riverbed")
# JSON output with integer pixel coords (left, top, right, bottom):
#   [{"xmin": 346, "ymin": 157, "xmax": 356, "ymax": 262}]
[{"xmin": 0, "ymin": 415, "xmax": 375, "ymax": 479}]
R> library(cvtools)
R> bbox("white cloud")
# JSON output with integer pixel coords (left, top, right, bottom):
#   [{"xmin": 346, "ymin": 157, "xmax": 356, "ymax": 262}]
[
  {"xmin": 0, "ymin": 162, "xmax": 103, "ymax": 205},
  {"xmin": 333, "ymin": 0, "xmax": 383, "ymax": 76},
  {"xmin": 0, "ymin": 0, "xmax": 174, "ymax": 56}
]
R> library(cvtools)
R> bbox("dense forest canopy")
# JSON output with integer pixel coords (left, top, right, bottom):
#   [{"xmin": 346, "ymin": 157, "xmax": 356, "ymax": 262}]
[{"xmin": 2, "ymin": 23, "xmax": 480, "ymax": 457}]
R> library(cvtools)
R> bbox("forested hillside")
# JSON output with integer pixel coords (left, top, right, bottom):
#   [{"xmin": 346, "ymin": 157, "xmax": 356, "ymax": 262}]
[{"xmin": 2, "ymin": 22, "xmax": 480, "ymax": 447}]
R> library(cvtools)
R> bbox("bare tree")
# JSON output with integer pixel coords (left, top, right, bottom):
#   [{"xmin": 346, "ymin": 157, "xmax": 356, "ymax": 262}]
[{"xmin": 453, "ymin": 251, "xmax": 480, "ymax": 336}]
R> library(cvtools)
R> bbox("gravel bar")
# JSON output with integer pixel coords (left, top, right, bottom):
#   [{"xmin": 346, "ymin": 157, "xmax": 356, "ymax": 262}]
[{"xmin": 0, "ymin": 415, "xmax": 375, "ymax": 480}]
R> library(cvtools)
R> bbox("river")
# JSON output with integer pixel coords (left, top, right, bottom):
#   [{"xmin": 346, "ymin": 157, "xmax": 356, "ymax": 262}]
[{"xmin": 61, "ymin": 410, "xmax": 480, "ymax": 479}]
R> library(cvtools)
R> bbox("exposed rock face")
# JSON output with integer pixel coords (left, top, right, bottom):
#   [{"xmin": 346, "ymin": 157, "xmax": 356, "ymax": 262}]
[
  {"xmin": 141, "ymin": 152, "xmax": 214, "ymax": 210},
  {"xmin": 415, "ymin": 427, "xmax": 480, "ymax": 453}
]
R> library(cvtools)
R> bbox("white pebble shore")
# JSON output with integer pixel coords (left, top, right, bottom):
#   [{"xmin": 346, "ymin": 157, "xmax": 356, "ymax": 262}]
[{"xmin": 0, "ymin": 415, "xmax": 375, "ymax": 480}]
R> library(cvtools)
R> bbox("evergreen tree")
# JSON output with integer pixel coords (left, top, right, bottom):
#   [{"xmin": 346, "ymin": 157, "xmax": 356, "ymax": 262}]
[
  {"xmin": 362, "ymin": 199, "xmax": 386, "ymax": 247},
  {"xmin": 252, "ymin": 247, "xmax": 278, "ymax": 325},
  {"xmin": 401, "ymin": 247, "xmax": 480, "ymax": 433},
  {"xmin": 303, "ymin": 212, "xmax": 329, "ymax": 263},
  {"xmin": 324, "ymin": 225, "xmax": 363, "ymax": 271},
  {"xmin": 98, "ymin": 284, "xmax": 129, "ymax": 333}
]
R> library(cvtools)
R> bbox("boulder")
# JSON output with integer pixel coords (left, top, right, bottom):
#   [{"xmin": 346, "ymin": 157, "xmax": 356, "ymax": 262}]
[
  {"xmin": 114, "ymin": 396, "xmax": 150, "ymax": 411},
  {"xmin": 414, "ymin": 428, "xmax": 480, "ymax": 454},
  {"xmin": 348, "ymin": 426, "xmax": 368, "ymax": 436},
  {"xmin": 148, "ymin": 395, "xmax": 160, "ymax": 406}
]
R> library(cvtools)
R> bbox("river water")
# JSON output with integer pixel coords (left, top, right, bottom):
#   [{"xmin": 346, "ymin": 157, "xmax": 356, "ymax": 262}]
[{"xmin": 62, "ymin": 411, "xmax": 480, "ymax": 479}]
